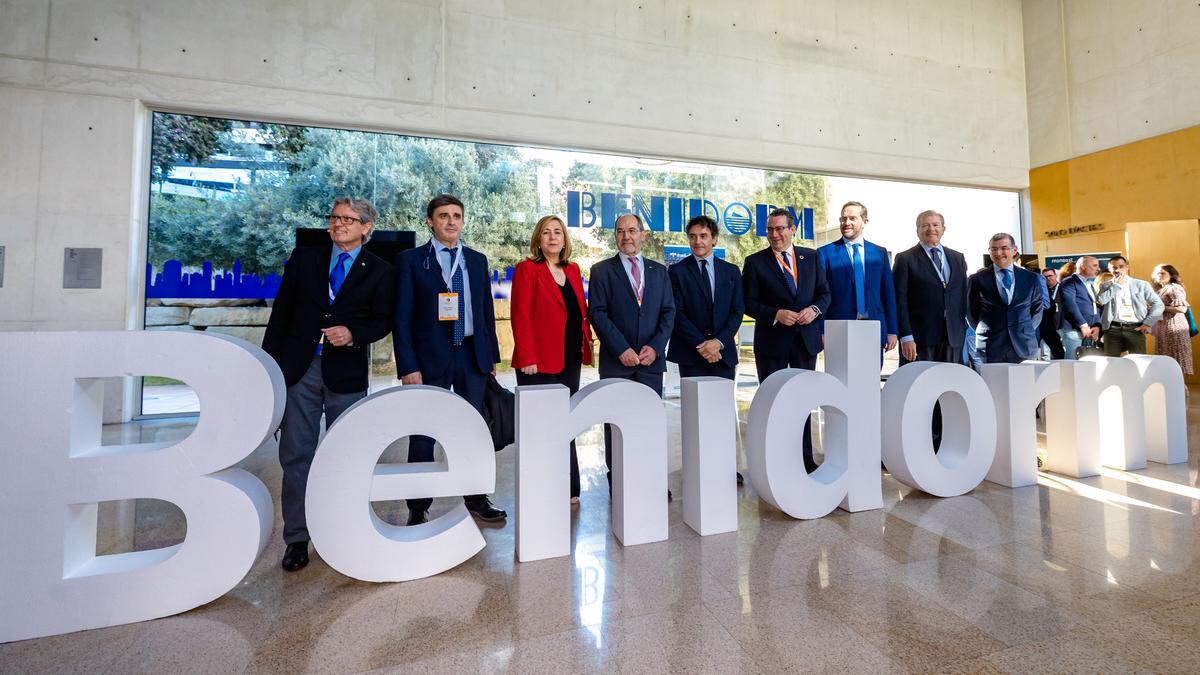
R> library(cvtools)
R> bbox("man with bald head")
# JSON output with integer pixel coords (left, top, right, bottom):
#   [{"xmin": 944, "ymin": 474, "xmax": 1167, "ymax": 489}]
[{"xmin": 1056, "ymin": 255, "xmax": 1102, "ymax": 359}]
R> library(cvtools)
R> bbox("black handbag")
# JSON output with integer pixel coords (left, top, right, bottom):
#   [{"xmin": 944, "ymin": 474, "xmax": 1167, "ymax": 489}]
[
  {"xmin": 482, "ymin": 375, "xmax": 515, "ymax": 451},
  {"xmin": 1075, "ymin": 338, "xmax": 1105, "ymax": 359}
]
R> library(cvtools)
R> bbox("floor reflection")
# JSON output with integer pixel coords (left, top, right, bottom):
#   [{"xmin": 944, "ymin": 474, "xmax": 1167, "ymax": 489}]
[{"xmin": 4, "ymin": 381, "xmax": 1200, "ymax": 672}]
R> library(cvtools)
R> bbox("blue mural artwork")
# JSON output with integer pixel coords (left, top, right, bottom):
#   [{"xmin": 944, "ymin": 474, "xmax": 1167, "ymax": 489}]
[
  {"xmin": 148, "ymin": 259, "xmax": 522, "ymax": 300},
  {"xmin": 146, "ymin": 260, "xmax": 282, "ymax": 299}
]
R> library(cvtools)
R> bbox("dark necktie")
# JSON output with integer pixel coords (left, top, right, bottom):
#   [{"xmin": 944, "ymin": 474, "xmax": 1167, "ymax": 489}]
[
  {"xmin": 853, "ymin": 243, "xmax": 867, "ymax": 317},
  {"xmin": 448, "ymin": 248, "xmax": 465, "ymax": 345},
  {"xmin": 699, "ymin": 258, "xmax": 714, "ymax": 302},
  {"xmin": 780, "ymin": 251, "xmax": 797, "ymax": 295},
  {"xmin": 930, "ymin": 247, "xmax": 946, "ymax": 285}
]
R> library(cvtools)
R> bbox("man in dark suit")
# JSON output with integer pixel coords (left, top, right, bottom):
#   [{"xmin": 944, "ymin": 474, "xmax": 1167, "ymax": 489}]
[
  {"xmin": 588, "ymin": 213, "xmax": 676, "ymax": 488},
  {"xmin": 817, "ymin": 201, "xmax": 898, "ymax": 360},
  {"xmin": 967, "ymin": 233, "xmax": 1043, "ymax": 364},
  {"xmin": 1057, "ymin": 256, "xmax": 1101, "ymax": 359},
  {"xmin": 742, "ymin": 208, "xmax": 831, "ymax": 472},
  {"xmin": 668, "ymin": 214, "xmax": 746, "ymax": 482},
  {"xmin": 1040, "ymin": 268, "xmax": 1066, "ymax": 359},
  {"xmin": 394, "ymin": 194, "xmax": 505, "ymax": 526},
  {"xmin": 892, "ymin": 209, "xmax": 969, "ymax": 450},
  {"xmin": 263, "ymin": 197, "xmax": 395, "ymax": 572}
]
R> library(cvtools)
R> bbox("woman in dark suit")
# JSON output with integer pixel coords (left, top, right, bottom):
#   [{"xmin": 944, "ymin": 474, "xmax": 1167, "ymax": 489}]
[{"xmin": 510, "ymin": 215, "xmax": 593, "ymax": 505}]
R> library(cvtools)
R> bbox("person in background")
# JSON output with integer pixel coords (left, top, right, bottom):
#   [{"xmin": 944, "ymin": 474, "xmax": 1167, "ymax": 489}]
[
  {"xmin": 1039, "ymin": 268, "xmax": 1065, "ymax": 359},
  {"xmin": 263, "ymin": 197, "xmax": 395, "ymax": 572},
  {"xmin": 1057, "ymin": 256, "xmax": 1101, "ymax": 359},
  {"xmin": 1150, "ymin": 264, "xmax": 1193, "ymax": 375},
  {"xmin": 1095, "ymin": 255, "xmax": 1163, "ymax": 356},
  {"xmin": 510, "ymin": 215, "xmax": 593, "ymax": 506}
]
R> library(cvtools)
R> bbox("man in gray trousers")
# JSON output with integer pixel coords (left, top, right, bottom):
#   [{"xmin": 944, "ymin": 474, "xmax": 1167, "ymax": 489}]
[{"xmin": 262, "ymin": 197, "xmax": 395, "ymax": 571}]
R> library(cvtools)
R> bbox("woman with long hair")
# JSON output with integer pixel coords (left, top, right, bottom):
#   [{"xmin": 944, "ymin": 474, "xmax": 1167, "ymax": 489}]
[
  {"xmin": 1150, "ymin": 264, "xmax": 1193, "ymax": 375},
  {"xmin": 510, "ymin": 215, "xmax": 593, "ymax": 505}
]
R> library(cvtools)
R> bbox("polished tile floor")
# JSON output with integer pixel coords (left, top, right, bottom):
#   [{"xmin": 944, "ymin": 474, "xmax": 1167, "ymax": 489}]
[{"xmin": 4, "ymin": 380, "xmax": 1200, "ymax": 674}]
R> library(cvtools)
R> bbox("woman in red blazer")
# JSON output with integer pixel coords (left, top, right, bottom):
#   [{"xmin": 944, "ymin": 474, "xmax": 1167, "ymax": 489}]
[{"xmin": 511, "ymin": 215, "xmax": 593, "ymax": 504}]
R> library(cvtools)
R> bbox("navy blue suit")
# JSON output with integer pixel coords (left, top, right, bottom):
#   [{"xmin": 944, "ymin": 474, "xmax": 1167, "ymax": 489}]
[
  {"xmin": 1056, "ymin": 274, "xmax": 1100, "ymax": 332},
  {"xmin": 588, "ymin": 253, "xmax": 675, "ymax": 483},
  {"xmin": 817, "ymin": 238, "xmax": 898, "ymax": 346},
  {"xmin": 967, "ymin": 265, "xmax": 1044, "ymax": 363},
  {"xmin": 667, "ymin": 255, "xmax": 744, "ymax": 378},
  {"xmin": 394, "ymin": 239, "xmax": 500, "ymax": 511},
  {"xmin": 742, "ymin": 245, "xmax": 830, "ymax": 472}
]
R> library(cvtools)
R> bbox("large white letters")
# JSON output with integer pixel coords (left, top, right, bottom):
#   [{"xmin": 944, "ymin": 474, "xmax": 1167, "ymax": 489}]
[
  {"xmin": 514, "ymin": 379, "xmax": 668, "ymax": 560},
  {"xmin": 680, "ymin": 377, "xmax": 738, "ymax": 536},
  {"xmin": 0, "ymin": 331, "xmax": 282, "ymax": 642},
  {"xmin": 979, "ymin": 362, "xmax": 1060, "ymax": 488},
  {"xmin": 882, "ymin": 361, "xmax": 997, "ymax": 497},
  {"xmin": 305, "ymin": 385, "xmax": 495, "ymax": 582},
  {"xmin": 745, "ymin": 321, "xmax": 883, "ymax": 519}
]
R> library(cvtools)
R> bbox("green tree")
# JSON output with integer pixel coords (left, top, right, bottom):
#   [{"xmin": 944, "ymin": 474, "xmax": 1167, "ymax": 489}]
[{"xmin": 150, "ymin": 113, "xmax": 232, "ymax": 183}]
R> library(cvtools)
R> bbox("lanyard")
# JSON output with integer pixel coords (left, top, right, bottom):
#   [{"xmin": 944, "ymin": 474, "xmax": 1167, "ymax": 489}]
[
  {"xmin": 774, "ymin": 249, "xmax": 798, "ymax": 284},
  {"xmin": 433, "ymin": 241, "xmax": 464, "ymax": 289}
]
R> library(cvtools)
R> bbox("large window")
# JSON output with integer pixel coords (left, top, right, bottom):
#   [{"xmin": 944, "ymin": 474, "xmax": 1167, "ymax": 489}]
[{"xmin": 141, "ymin": 112, "xmax": 1020, "ymax": 415}]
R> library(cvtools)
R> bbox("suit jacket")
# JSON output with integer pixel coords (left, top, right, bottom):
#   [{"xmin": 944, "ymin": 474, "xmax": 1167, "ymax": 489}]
[
  {"xmin": 817, "ymin": 238, "xmax": 898, "ymax": 344},
  {"xmin": 1095, "ymin": 277, "xmax": 1165, "ymax": 329},
  {"xmin": 667, "ymin": 255, "xmax": 745, "ymax": 368},
  {"xmin": 1041, "ymin": 283, "xmax": 1062, "ymax": 342},
  {"xmin": 509, "ymin": 258, "xmax": 593, "ymax": 373},
  {"xmin": 262, "ymin": 245, "xmax": 395, "ymax": 393},
  {"xmin": 892, "ymin": 243, "xmax": 968, "ymax": 349},
  {"xmin": 967, "ymin": 265, "xmax": 1043, "ymax": 362},
  {"xmin": 393, "ymin": 240, "xmax": 500, "ymax": 379},
  {"xmin": 742, "ymin": 245, "xmax": 831, "ymax": 359},
  {"xmin": 1056, "ymin": 274, "xmax": 1101, "ymax": 332},
  {"xmin": 587, "ymin": 253, "xmax": 676, "ymax": 377}
]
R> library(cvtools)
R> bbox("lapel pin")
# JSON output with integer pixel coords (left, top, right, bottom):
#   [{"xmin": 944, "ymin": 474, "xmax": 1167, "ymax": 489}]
[{"xmin": 798, "ymin": 255, "xmax": 805, "ymax": 260}]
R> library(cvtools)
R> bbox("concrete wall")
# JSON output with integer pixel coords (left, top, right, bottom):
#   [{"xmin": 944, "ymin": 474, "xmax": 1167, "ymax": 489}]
[
  {"xmin": 0, "ymin": 0, "xmax": 1031, "ymax": 417},
  {"xmin": 1023, "ymin": 0, "xmax": 1200, "ymax": 168}
]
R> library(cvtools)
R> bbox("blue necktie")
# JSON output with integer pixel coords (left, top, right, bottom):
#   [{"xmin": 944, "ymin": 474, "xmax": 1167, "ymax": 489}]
[
  {"xmin": 329, "ymin": 252, "xmax": 351, "ymax": 299},
  {"xmin": 1002, "ymin": 267, "xmax": 1013, "ymax": 303},
  {"xmin": 780, "ymin": 251, "xmax": 797, "ymax": 295},
  {"xmin": 930, "ymin": 247, "xmax": 946, "ymax": 285},
  {"xmin": 852, "ymin": 243, "xmax": 866, "ymax": 317},
  {"xmin": 319, "ymin": 251, "xmax": 351, "ymax": 355},
  {"xmin": 448, "ymin": 248, "xmax": 465, "ymax": 345}
]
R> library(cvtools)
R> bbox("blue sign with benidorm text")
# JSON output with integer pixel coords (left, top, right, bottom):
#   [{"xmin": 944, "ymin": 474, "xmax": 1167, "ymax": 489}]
[{"xmin": 566, "ymin": 190, "xmax": 814, "ymax": 239}]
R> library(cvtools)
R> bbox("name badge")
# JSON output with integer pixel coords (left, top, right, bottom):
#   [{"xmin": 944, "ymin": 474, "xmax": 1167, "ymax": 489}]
[{"xmin": 438, "ymin": 293, "xmax": 459, "ymax": 321}]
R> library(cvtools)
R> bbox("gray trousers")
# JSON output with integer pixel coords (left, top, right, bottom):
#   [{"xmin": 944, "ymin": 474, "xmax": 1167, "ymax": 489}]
[{"xmin": 278, "ymin": 357, "xmax": 365, "ymax": 544}]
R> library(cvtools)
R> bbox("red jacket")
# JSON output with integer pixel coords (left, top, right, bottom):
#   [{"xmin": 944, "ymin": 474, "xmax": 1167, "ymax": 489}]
[{"xmin": 510, "ymin": 259, "xmax": 593, "ymax": 372}]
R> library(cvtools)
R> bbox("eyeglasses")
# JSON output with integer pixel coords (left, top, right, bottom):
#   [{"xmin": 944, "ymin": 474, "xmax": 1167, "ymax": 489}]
[
  {"xmin": 327, "ymin": 215, "xmax": 363, "ymax": 225},
  {"xmin": 765, "ymin": 226, "xmax": 793, "ymax": 235}
]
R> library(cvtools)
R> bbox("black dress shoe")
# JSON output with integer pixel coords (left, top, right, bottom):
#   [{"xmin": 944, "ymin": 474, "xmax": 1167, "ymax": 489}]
[
  {"xmin": 281, "ymin": 541, "xmax": 309, "ymax": 572},
  {"xmin": 466, "ymin": 497, "xmax": 507, "ymax": 522},
  {"xmin": 407, "ymin": 509, "xmax": 428, "ymax": 526},
  {"xmin": 736, "ymin": 472, "xmax": 744, "ymax": 485}
]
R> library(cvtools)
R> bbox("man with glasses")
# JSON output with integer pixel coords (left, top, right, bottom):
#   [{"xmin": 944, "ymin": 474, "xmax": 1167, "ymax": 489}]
[
  {"xmin": 742, "ymin": 208, "xmax": 830, "ymax": 472},
  {"xmin": 966, "ymin": 233, "xmax": 1043, "ymax": 364},
  {"xmin": 588, "ymin": 213, "xmax": 676, "ymax": 492},
  {"xmin": 263, "ymin": 197, "xmax": 395, "ymax": 572}
]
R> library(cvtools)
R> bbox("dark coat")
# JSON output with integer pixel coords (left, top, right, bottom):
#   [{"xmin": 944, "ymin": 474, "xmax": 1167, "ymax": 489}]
[
  {"xmin": 262, "ymin": 245, "xmax": 395, "ymax": 393},
  {"xmin": 667, "ymin": 255, "xmax": 744, "ymax": 368},
  {"xmin": 587, "ymin": 254, "xmax": 676, "ymax": 377},
  {"xmin": 892, "ymin": 243, "xmax": 968, "ymax": 348},
  {"xmin": 742, "ymin": 245, "xmax": 831, "ymax": 359}
]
